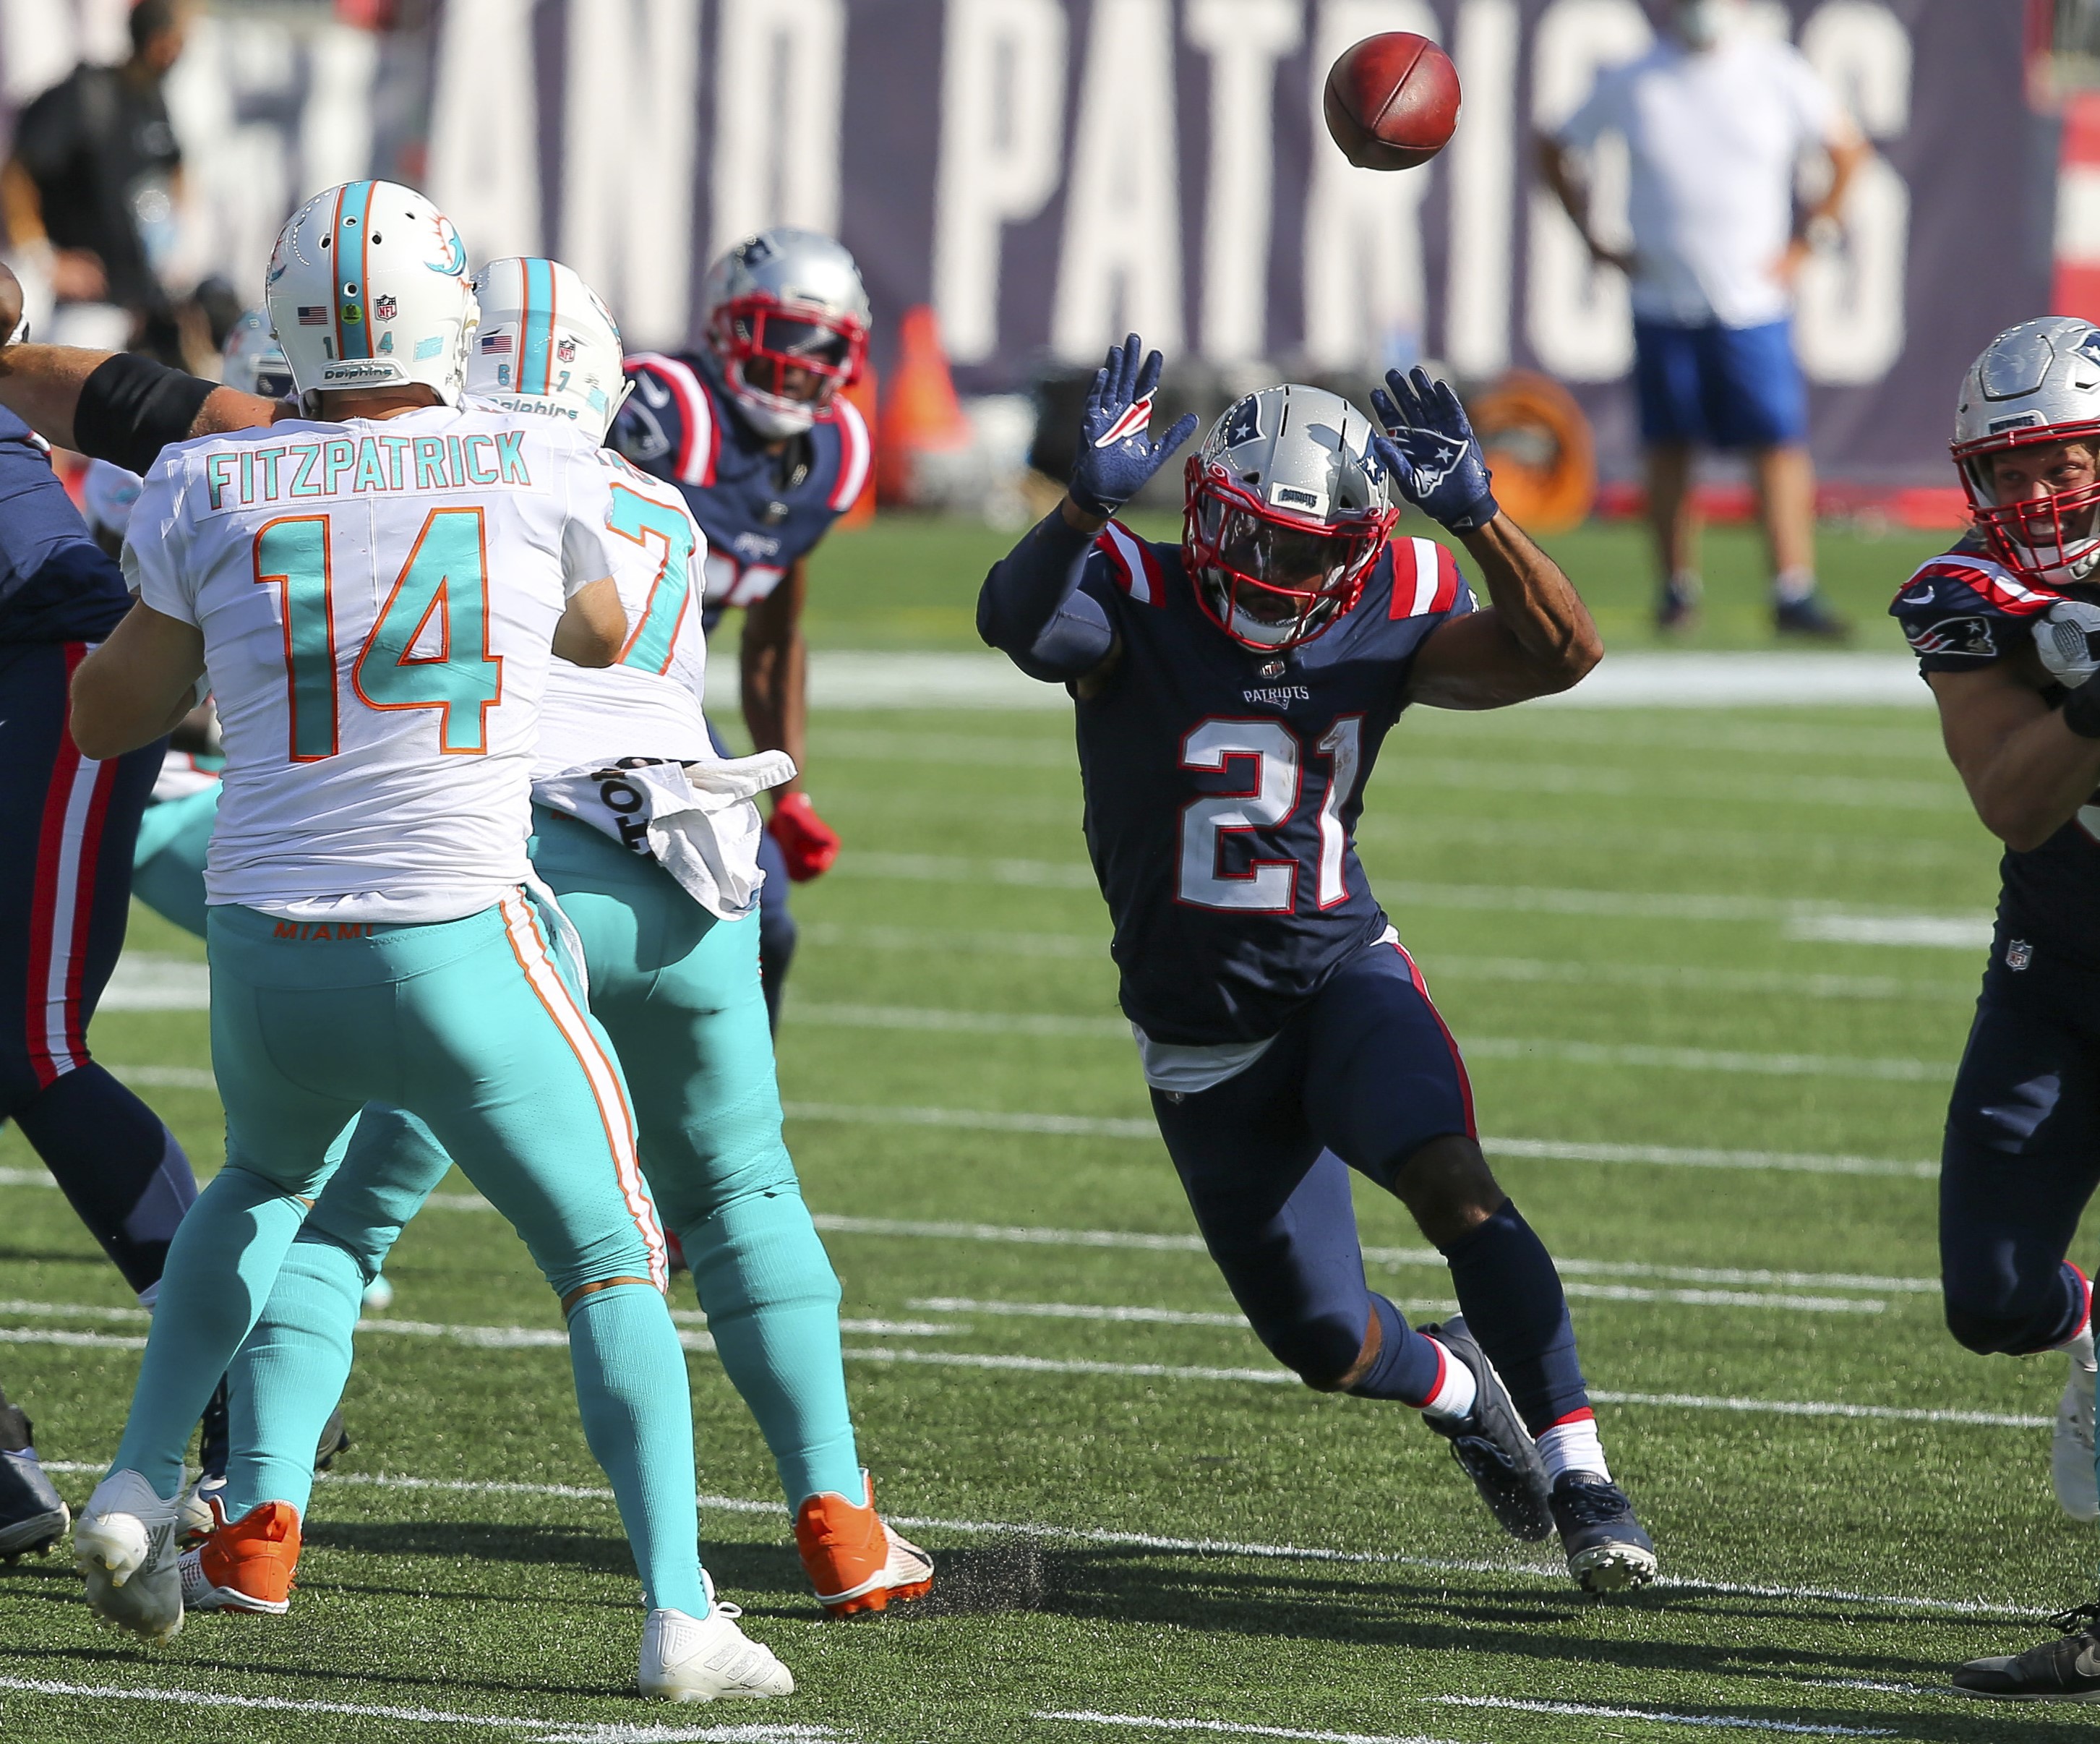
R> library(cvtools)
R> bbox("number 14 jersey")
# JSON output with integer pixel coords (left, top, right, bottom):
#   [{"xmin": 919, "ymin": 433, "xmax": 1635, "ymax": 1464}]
[
  {"xmin": 1074, "ymin": 525, "xmax": 1473, "ymax": 1046},
  {"xmin": 126, "ymin": 406, "xmax": 629, "ymax": 923}
]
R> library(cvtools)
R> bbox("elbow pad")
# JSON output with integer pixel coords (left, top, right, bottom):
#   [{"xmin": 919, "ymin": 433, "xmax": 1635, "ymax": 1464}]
[{"xmin": 75, "ymin": 353, "xmax": 218, "ymax": 475}]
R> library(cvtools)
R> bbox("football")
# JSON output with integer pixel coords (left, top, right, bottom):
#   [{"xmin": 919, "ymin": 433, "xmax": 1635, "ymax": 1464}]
[{"xmin": 1322, "ymin": 32, "xmax": 1462, "ymax": 171}]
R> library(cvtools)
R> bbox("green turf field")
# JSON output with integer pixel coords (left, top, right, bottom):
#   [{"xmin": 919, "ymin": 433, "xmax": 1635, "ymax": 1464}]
[{"xmin": 7, "ymin": 520, "xmax": 2093, "ymax": 1743}]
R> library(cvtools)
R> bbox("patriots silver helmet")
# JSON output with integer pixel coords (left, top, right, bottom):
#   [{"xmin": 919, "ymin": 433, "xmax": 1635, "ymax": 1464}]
[
  {"xmin": 1182, "ymin": 385, "xmax": 1399, "ymax": 649},
  {"xmin": 1953, "ymin": 316, "xmax": 2100, "ymax": 589},
  {"xmin": 222, "ymin": 309, "xmax": 295, "ymax": 400},
  {"xmin": 699, "ymin": 227, "xmax": 870, "ymax": 440}
]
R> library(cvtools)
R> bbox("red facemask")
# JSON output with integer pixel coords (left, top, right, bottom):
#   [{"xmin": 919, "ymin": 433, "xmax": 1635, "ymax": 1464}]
[{"xmin": 709, "ymin": 294, "xmax": 867, "ymax": 414}]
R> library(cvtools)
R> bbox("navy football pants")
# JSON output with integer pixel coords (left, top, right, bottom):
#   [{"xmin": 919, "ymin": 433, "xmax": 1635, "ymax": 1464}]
[
  {"xmin": 1148, "ymin": 937, "xmax": 1591, "ymax": 1432},
  {"xmin": 1940, "ymin": 933, "xmax": 2100, "ymax": 1355},
  {"xmin": 0, "ymin": 641, "xmax": 195, "ymax": 1297}
]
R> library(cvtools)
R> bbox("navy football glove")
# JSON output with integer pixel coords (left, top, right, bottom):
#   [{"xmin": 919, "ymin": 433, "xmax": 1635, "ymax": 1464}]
[
  {"xmin": 1369, "ymin": 367, "xmax": 1500, "ymax": 534},
  {"xmin": 1068, "ymin": 333, "xmax": 1199, "ymax": 519}
]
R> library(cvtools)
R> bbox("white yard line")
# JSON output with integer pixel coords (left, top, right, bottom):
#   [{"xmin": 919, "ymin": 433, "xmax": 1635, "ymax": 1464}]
[
  {"xmin": 1037, "ymin": 1713, "xmax": 1458, "ymax": 1744},
  {"xmin": 98, "ymin": 955, "xmax": 209, "ymax": 1011},
  {"xmin": 33, "ymin": 1464, "xmax": 2048, "ymax": 1622},
  {"xmin": 1423, "ymin": 1694, "xmax": 1893, "ymax": 1737},
  {"xmin": 0, "ymin": 1677, "xmax": 837, "ymax": 1743}
]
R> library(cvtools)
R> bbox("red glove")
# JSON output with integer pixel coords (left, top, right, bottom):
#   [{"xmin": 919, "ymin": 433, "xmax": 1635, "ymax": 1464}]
[{"xmin": 768, "ymin": 791, "xmax": 840, "ymax": 881}]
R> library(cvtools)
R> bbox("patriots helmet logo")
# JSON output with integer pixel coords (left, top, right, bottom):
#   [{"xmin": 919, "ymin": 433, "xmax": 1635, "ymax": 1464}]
[{"xmin": 1222, "ymin": 397, "xmax": 1263, "ymax": 449}]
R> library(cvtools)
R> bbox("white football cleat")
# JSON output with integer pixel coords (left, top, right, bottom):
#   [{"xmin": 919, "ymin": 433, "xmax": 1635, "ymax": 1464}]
[
  {"xmin": 74, "ymin": 1469, "xmax": 184, "ymax": 1643},
  {"xmin": 2054, "ymin": 1338, "xmax": 2099, "ymax": 1523},
  {"xmin": 639, "ymin": 1578, "xmax": 794, "ymax": 1702},
  {"xmin": 179, "ymin": 1474, "xmax": 226, "ymax": 1544}
]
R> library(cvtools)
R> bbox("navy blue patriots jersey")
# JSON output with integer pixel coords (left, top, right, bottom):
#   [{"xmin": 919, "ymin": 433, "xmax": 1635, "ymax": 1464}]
[
  {"xmin": 0, "ymin": 406, "xmax": 129, "ymax": 644},
  {"xmin": 609, "ymin": 349, "xmax": 870, "ymax": 636},
  {"xmin": 1890, "ymin": 538, "xmax": 2100, "ymax": 965},
  {"xmin": 1077, "ymin": 523, "xmax": 1473, "ymax": 1044}
]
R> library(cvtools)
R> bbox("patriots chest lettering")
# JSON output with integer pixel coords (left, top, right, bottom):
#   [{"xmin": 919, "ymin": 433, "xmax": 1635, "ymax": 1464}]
[{"xmin": 1175, "ymin": 714, "xmax": 1365, "ymax": 912}]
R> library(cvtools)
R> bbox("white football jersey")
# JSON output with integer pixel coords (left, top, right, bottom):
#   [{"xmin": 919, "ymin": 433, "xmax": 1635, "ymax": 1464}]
[
  {"xmin": 125, "ymin": 406, "xmax": 628, "ymax": 923},
  {"xmin": 532, "ymin": 451, "xmax": 711, "ymax": 779}
]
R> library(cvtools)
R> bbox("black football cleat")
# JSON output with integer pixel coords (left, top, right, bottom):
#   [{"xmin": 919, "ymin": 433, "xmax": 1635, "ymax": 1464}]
[
  {"xmin": 0, "ymin": 1438, "xmax": 69, "ymax": 1563},
  {"xmin": 1418, "ymin": 1318, "xmax": 1553, "ymax": 1542},
  {"xmin": 1774, "ymin": 593, "xmax": 1852, "ymax": 641},
  {"xmin": 1955, "ymin": 1602, "xmax": 2100, "ymax": 1701},
  {"xmin": 314, "ymin": 1404, "xmax": 351, "ymax": 1471},
  {"xmin": 1550, "ymin": 1471, "xmax": 1658, "ymax": 1593}
]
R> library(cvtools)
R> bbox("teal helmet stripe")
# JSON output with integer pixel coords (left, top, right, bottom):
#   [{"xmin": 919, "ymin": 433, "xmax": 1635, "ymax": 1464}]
[
  {"xmin": 520, "ymin": 256, "xmax": 557, "ymax": 396},
  {"xmin": 332, "ymin": 179, "xmax": 377, "ymax": 362}
]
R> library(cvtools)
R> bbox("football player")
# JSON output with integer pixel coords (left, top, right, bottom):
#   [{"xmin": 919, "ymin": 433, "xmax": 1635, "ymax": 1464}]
[
  {"xmin": 61, "ymin": 183, "xmax": 791, "ymax": 1700},
  {"xmin": 976, "ymin": 336, "xmax": 1656, "ymax": 1592},
  {"xmin": 610, "ymin": 228, "xmax": 872, "ymax": 1026},
  {"xmin": 0, "ymin": 286, "xmax": 205, "ymax": 1570},
  {"xmin": 1887, "ymin": 318, "xmax": 2100, "ymax": 1700},
  {"xmin": 9, "ymin": 263, "xmax": 930, "ymax": 1628}
]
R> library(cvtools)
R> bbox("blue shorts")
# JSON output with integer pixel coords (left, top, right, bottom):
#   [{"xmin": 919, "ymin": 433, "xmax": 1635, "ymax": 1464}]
[{"xmin": 1632, "ymin": 317, "xmax": 1807, "ymax": 450}]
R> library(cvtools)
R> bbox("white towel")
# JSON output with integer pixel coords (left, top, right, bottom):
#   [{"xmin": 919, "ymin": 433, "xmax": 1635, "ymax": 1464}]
[{"xmin": 531, "ymin": 751, "xmax": 797, "ymax": 921}]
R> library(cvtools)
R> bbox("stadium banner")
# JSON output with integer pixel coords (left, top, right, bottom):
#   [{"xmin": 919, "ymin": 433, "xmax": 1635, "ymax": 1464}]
[{"xmin": 0, "ymin": 0, "xmax": 2053, "ymax": 484}]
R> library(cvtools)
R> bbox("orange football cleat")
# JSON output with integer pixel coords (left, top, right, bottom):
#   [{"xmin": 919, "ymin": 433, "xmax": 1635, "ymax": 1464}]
[
  {"xmin": 178, "ymin": 1498, "xmax": 301, "ymax": 1616},
  {"xmin": 792, "ymin": 1471, "xmax": 933, "ymax": 1617}
]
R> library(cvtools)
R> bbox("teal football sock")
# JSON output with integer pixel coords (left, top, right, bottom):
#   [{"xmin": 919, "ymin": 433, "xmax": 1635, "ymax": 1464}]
[
  {"xmin": 687, "ymin": 1187, "xmax": 862, "ymax": 1508},
  {"xmin": 221, "ymin": 1233, "xmax": 364, "ymax": 1520},
  {"xmin": 567, "ymin": 1283, "xmax": 708, "ymax": 1615},
  {"xmin": 111, "ymin": 1165, "xmax": 310, "ymax": 1498}
]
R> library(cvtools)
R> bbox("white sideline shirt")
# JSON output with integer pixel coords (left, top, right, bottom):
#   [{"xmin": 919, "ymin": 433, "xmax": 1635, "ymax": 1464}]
[
  {"xmin": 532, "ymin": 452, "xmax": 713, "ymax": 779},
  {"xmin": 1555, "ymin": 35, "xmax": 1852, "ymax": 329},
  {"xmin": 126, "ymin": 406, "xmax": 627, "ymax": 923}
]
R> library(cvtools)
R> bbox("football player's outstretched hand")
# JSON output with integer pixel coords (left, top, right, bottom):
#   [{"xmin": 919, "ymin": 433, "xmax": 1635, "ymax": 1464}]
[
  {"xmin": 1369, "ymin": 367, "xmax": 1500, "ymax": 534},
  {"xmin": 2037, "ymin": 599, "xmax": 2100, "ymax": 689},
  {"xmin": 1068, "ymin": 333, "xmax": 1199, "ymax": 518},
  {"xmin": 769, "ymin": 791, "xmax": 841, "ymax": 881}
]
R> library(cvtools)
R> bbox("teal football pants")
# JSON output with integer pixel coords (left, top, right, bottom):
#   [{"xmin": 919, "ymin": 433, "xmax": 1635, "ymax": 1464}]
[
  {"xmin": 109, "ymin": 894, "xmax": 707, "ymax": 1615},
  {"xmin": 220, "ymin": 808, "xmax": 860, "ymax": 1519}
]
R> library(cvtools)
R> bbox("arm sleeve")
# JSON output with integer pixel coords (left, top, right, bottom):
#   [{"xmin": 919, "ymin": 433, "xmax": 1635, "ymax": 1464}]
[
  {"xmin": 559, "ymin": 445, "xmax": 627, "ymax": 599},
  {"xmin": 74, "ymin": 352, "xmax": 219, "ymax": 475},
  {"xmin": 124, "ymin": 464, "xmax": 192, "ymax": 623},
  {"xmin": 977, "ymin": 508, "xmax": 1117, "ymax": 683}
]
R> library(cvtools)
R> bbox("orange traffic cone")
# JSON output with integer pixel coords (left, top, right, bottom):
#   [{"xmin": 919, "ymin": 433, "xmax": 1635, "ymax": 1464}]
[{"xmin": 876, "ymin": 304, "xmax": 972, "ymax": 505}]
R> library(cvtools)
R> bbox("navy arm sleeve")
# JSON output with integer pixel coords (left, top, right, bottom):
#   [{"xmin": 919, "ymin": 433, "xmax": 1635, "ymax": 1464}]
[
  {"xmin": 73, "ymin": 354, "xmax": 218, "ymax": 476},
  {"xmin": 977, "ymin": 508, "xmax": 1115, "ymax": 683}
]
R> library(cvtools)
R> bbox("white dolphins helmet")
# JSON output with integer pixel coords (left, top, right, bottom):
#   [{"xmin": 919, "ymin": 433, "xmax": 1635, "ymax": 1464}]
[
  {"xmin": 1952, "ymin": 317, "xmax": 2100, "ymax": 590},
  {"xmin": 263, "ymin": 179, "xmax": 476, "ymax": 414},
  {"xmin": 82, "ymin": 460, "xmax": 142, "ymax": 550},
  {"xmin": 222, "ymin": 309, "xmax": 295, "ymax": 400},
  {"xmin": 1183, "ymin": 385, "xmax": 1399, "ymax": 649},
  {"xmin": 699, "ymin": 227, "xmax": 870, "ymax": 439},
  {"xmin": 466, "ymin": 257, "xmax": 633, "ymax": 444}
]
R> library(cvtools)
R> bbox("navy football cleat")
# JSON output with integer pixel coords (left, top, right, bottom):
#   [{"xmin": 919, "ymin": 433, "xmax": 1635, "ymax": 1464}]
[
  {"xmin": 1954, "ymin": 1602, "xmax": 2100, "ymax": 1701},
  {"xmin": 1419, "ymin": 1319, "xmax": 1553, "ymax": 1542},
  {"xmin": 1774, "ymin": 593, "xmax": 1852, "ymax": 641},
  {"xmin": 1550, "ymin": 1471, "xmax": 1658, "ymax": 1592},
  {"xmin": 0, "ymin": 1439, "xmax": 69, "ymax": 1563}
]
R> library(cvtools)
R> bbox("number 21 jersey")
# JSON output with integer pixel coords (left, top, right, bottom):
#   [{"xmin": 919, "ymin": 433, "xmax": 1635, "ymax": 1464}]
[
  {"xmin": 1074, "ymin": 525, "xmax": 1473, "ymax": 1046},
  {"xmin": 125, "ymin": 406, "xmax": 628, "ymax": 923}
]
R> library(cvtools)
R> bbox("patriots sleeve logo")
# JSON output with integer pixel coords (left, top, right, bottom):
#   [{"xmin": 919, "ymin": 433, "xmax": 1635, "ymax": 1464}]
[{"xmin": 1903, "ymin": 615, "xmax": 1996, "ymax": 657}]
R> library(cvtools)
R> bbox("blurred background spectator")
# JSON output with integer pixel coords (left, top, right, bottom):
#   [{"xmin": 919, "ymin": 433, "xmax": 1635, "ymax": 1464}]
[
  {"xmin": 1, "ymin": 0, "xmax": 191, "ymax": 362},
  {"xmin": 1539, "ymin": 0, "xmax": 1868, "ymax": 641}
]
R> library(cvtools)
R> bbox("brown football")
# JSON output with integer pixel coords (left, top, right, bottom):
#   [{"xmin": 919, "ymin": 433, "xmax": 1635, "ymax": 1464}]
[{"xmin": 1322, "ymin": 32, "xmax": 1462, "ymax": 172}]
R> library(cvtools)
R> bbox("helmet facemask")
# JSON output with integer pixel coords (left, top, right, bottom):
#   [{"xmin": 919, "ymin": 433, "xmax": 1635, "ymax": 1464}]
[
  {"xmin": 1183, "ymin": 458, "xmax": 1397, "ymax": 650},
  {"xmin": 709, "ymin": 295, "xmax": 867, "ymax": 439},
  {"xmin": 1957, "ymin": 429, "xmax": 2100, "ymax": 591}
]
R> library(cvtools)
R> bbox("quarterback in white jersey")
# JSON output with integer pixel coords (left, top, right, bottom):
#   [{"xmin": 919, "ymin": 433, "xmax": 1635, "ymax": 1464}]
[{"xmin": 64, "ymin": 184, "xmax": 792, "ymax": 1700}]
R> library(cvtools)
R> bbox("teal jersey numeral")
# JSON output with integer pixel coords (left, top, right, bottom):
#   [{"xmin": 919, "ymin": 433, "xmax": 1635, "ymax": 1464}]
[
  {"xmin": 353, "ymin": 508, "xmax": 504, "ymax": 753},
  {"xmin": 607, "ymin": 485, "xmax": 696, "ymax": 675},
  {"xmin": 252, "ymin": 516, "xmax": 339, "ymax": 761}
]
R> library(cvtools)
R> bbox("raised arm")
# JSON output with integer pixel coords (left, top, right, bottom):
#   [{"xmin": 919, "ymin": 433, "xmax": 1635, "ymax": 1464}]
[
  {"xmin": 1368, "ymin": 366, "xmax": 1602, "ymax": 709},
  {"xmin": 977, "ymin": 333, "xmax": 1195, "ymax": 688}
]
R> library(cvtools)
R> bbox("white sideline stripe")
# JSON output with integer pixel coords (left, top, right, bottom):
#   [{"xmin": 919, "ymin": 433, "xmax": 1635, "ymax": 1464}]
[
  {"xmin": 34, "ymin": 1466, "xmax": 2043, "ymax": 1622},
  {"xmin": 1040, "ymin": 1712, "xmax": 1456, "ymax": 1744},
  {"xmin": 1424, "ymin": 955, "xmax": 1976, "ymax": 1003},
  {"xmin": 1424, "ymin": 1695, "xmax": 1892, "ymax": 1737},
  {"xmin": 105, "ymin": 1063, "xmax": 215, "ymax": 1090},
  {"xmin": 914, "ymin": 1288, "xmax": 1883, "ymax": 1321},
  {"xmin": 1786, "ymin": 915, "xmax": 1993, "ymax": 949},
  {"xmin": 100, "ymin": 954, "xmax": 209, "ymax": 1010},
  {"xmin": 1478, "ymin": 1137, "xmax": 1937, "ymax": 1181},
  {"xmin": 800, "ymin": 920, "xmax": 1102, "ymax": 958},
  {"xmin": 784, "ymin": 1100, "xmax": 1157, "ymax": 1139},
  {"xmin": 0, "ymin": 1676, "xmax": 837, "ymax": 1742},
  {"xmin": 794, "ymin": 1002, "xmax": 1128, "ymax": 1038},
  {"xmin": 1587, "ymin": 1389, "xmax": 2045, "ymax": 1429}
]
